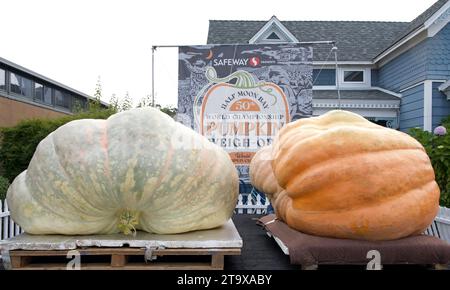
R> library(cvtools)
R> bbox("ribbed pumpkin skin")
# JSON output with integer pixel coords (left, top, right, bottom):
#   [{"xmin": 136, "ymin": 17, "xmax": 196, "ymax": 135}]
[
  {"xmin": 7, "ymin": 108, "xmax": 239, "ymax": 235},
  {"xmin": 259, "ymin": 110, "xmax": 440, "ymax": 241},
  {"xmin": 249, "ymin": 145, "xmax": 281, "ymax": 201}
]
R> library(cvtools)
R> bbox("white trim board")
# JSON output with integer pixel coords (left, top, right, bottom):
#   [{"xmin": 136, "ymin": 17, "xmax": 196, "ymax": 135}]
[
  {"xmin": 374, "ymin": 27, "xmax": 426, "ymax": 65},
  {"xmin": 425, "ymin": 1, "xmax": 450, "ymax": 37},
  {"xmin": 399, "ymin": 80, "xmax": 446, "ymax": 93},
  {"xmin": 313, "ymin": 108, "xmax": 399, "ymax": 118},
  {"xmin": 424, "ymin": 80, "xmax": 433, "ymax": 132},
  {"xmin": 312, "ymin": 86, "xmax": 401, "ymax": 98}
]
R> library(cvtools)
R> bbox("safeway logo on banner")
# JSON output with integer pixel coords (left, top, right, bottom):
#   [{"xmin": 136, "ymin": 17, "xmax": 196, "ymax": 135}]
[
  {"xmin": 249, "ymin": 56, "xmax": 260, "ymax": 67},
  {"xmin": 212, "ymin": 56, "xmax": 260, "ymax": 67}
]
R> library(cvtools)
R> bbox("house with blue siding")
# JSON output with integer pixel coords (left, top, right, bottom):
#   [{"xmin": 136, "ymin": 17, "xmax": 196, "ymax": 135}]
[{"xmin": 207, "ymin": 0, "xmax": 450, "ymax": 132}]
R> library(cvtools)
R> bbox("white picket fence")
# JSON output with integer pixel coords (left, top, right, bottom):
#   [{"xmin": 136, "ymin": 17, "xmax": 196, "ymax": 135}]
[
  {"xmin": 1, "ymin": 198, "xmax": 450, "ymax": 243},
  {"xmin": 235, "ymin": 193, "xmax": 271, "ymax": 214},
  {"xmin": 0, "ymin": 200, "xmax": 23, "ymax": 241},
  {"xmin": 424, "ymin": 206, "xmax": 450, "ymax": 242}
]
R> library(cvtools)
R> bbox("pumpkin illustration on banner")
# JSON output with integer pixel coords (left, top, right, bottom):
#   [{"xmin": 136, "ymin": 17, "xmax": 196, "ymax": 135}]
[
  {"xmin": 6, "ymin": 108, "xmax": 239, "ymax": 235},
  {"xmin": 250, "ymin": 110, "xmax": 440, "ymax": 241},
  {"xmin": 193, "ymin": 67, "xmax": 290, "ymax": 167}
]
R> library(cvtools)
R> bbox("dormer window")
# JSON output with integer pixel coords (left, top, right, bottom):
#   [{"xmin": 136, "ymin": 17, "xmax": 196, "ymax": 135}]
[{"xmin": 266, "ymin": 32, "xmax": 281, "ymax": 40}]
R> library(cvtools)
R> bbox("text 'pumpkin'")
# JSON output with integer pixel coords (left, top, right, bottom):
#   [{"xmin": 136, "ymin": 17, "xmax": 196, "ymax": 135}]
[
  {"xmin": 250, "ymin": 110, "xmax": 440, "ymax": 241},
  {"xmin": 7, "ymin": 108, "xmax": 239, "ymax": 235}
]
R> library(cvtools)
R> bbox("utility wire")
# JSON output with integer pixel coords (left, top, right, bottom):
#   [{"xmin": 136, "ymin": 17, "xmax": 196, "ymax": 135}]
[
  {"xmin": 312, "ymin": 45, "xmax": 335, "ymax": 86},
  {"xmin": 332, "ymin": 46, "xmax": 341, "ymax": 110}
]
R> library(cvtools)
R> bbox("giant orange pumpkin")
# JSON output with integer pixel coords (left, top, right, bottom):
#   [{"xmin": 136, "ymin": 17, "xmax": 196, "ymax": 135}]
[
  {"xmin": 249, "ymin": 145, "xmax": 280, "ymax": 201},
  {"xmin": 250, "ymin": 110, "xmax": 440, "ymax": 241}
]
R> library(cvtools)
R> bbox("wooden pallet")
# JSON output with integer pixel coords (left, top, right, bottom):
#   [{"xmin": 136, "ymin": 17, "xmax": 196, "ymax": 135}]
[{"xmin": 8, "ymin": 247, "xmax": 241, "ymax": 270}]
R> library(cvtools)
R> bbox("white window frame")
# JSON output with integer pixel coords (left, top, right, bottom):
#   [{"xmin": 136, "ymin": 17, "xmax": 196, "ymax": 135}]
[{"xmin": 338, "ymin": 67, "xmax": 371, "ymax": 88}]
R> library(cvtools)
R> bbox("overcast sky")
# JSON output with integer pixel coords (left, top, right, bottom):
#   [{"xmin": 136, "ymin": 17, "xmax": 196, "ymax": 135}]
[{"xmin": 0, "ymin": 0, "xmax": 437, "ymax": 107}]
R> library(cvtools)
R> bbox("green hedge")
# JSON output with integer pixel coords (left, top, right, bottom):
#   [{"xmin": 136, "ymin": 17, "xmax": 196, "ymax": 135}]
[
  {"xmin": 410, "ymin": 116, "xmax": 450, "ymax": 208},
  {"xmin": 0, "ymin": 175, "xmax": 9, "ymax": 201},
  {"xmin": 0, "ymin": 108, "xmax": 116, "ymax": 183}
]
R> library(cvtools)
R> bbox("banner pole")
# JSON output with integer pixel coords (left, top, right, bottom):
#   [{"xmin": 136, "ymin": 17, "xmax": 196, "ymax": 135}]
[
  {"xmin": 151, "ymin": 41, "xmax": 335, "ymax": 48},
  {"xmin": 332, "ymin": 46, "xmax": 341, "ymax": 110},
  {"xmin": 151, "ymin": 46, "xmax": 156, "ymax": 107}
]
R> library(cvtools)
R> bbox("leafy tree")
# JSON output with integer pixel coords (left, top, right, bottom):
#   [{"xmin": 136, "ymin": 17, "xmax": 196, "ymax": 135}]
[
  {"xmin": 159, "ymin": 106, "xmax": 177, "ymax": 118},
  {"xmin": 0, "ymin": 176, "xmax": 9, "ymax": 201},
  {"xmin": 120, "ymin": 92, "xmax": 133, "ymax": 111},
  {"xmin": 109, "ymin": 93, "xmax": 119, "ymax": 112},
  {"xmin": 89, "ymin": 76, "xmax": 103, "ymax": 111},
  {"xmin": 137, "ymin": 95, "xmax": 153, "ymax": 108}
]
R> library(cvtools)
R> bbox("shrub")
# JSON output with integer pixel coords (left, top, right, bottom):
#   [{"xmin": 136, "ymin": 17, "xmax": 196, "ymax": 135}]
[
  {"xmin": 0, "ymin": 175, "xmax": 9, "ymax": 201},
  {"xmin": 409, "ymin": 116, "xmax": 450, "ymax": 208},
  {"xmin": 0, "ymin": 107, "xmax": 117, "ymax": 183}
]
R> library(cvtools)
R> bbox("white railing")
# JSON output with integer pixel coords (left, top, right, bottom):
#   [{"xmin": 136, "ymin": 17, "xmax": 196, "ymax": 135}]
[
  {"xmin": 1, "ymin": 198, "xmax": 449, "ymax": 243},
  {"xmin": 0, "ymin": 200, "xmax": 23, "ymax": 241},
  {"xmin": 424, "ymin": 206, "xmax": 450, "ymax": 242},
  {"xmin": 235, "ymin": 193, "xmax": 271, "ymax": 215}
]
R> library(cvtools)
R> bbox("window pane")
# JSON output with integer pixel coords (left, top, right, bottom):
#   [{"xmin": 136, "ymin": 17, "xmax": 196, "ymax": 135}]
[
  {"xmin": 55, "ymin": 89, "xmax": 71, "ymax": 108},
  {"xmin": 34, "ymin": 82, "xmax": 44, "ymax": 102},
  {"xmin": 344, "ymin": 71, "xmax": 364, "ymax": 82},
  {"xmin": 44, "ymin": 86, "xmax": 53, "ymax": 105},
  {"xmin": 266, "ymin": 32, "xmax": 281, "ymax": 40},
  {"xmin": 0, "ymin": 68, "xmax": 5, "ymax": 91},
  {"xmin": 10, "ymin": 72, "xmax": 32, "ymax": 97},
  {"xmin": 72, "ymin": 96, "xmax": 86, "ymax": 112}
]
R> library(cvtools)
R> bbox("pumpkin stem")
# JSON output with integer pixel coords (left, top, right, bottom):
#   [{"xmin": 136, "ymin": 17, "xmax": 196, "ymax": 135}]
[{"xmin": 118, "ymin": 209, "xmax": 140, "ymax": 236}]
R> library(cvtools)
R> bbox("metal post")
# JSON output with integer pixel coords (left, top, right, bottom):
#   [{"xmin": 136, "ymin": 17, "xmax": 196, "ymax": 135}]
[
  {"xmin": 332, "ymin": 46, "xmax": 341, "ymax": 110},
  {"xmin": 151, "ymin": 46, "xmax": 156, "ymax": 107}
]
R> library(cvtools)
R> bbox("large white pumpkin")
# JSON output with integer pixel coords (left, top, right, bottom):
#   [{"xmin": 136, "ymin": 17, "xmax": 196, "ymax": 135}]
[{"xmin": 7, "ymin": 108, "xmax": 239, "ymax": 235}]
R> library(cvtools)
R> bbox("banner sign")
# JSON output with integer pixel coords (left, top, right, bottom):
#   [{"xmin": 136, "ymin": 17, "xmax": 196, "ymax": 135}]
[{"xmin": 178, "ymin": 44, "xmax": 313, "ymax": 181}]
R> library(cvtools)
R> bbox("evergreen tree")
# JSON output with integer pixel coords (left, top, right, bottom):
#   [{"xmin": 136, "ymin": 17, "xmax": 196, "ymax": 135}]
[
  {"xmin": 89, "ymin": 76, "xmax": 102, "ymax": 111},
  {"xmin": 137, "ymin": 95, "xmax": 153, "ymax": 108},
  {"xmin": 121, "ymin": 91, "xmax": 133, "ymax": 111},
  {"xmin": 109, "ymin": 93, "xmax": 119, "ymax": 112}
]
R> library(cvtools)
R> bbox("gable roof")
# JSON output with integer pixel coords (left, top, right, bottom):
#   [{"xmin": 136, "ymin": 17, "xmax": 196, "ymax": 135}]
[
  {"xmin": 374, "ymin": 0, "xmax": 448, "ymax": 59},
  {"xmin": 400, "ymin": 0, "xmax": 448, "ymax": 40},
  {"xmin": 207, "ymin": 0, "xmax": 449, "ymax": 62},
  {"xmin": 207, "ymin": 20, "xmax": 408, "ymax": 61}
]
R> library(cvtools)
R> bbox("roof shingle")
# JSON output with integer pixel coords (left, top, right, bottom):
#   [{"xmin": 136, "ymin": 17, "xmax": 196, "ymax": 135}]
[
  {"xmin": 313, "ymin": 89, "xmax": 401, "ymax": 100},
  {"xmin": 207, "ymin": 0, "xmax": 448, "ymax": 62},
  {"xmin": 207, "ymin": 20, "xmax": 408, "ymax": 61}
]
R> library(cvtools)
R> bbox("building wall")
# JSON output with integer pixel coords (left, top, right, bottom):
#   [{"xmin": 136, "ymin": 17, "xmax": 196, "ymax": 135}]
[
  {"xmin": 427, "ymin": 23, "xmax": 450, "ymax": 81},
  {"xmin": 432, "ymin": 81, "xmax": 450, "ymax": 128},
  {"xmin": 377, "ymin": 39, "xmax": 429, "ymax": 92},
  {"xmin": 371, "ymin": 69, "xmax": 379, "ymax": 87},
  {"xmin": 399, "ymin": 84, "xmax": 424, "ymax": 132},
  {"xmin": 0, "ymin": 95, "xmax": 67, "ymax": 127},
  {"xmin": 377, "ymin": 24, "xmax": 450, "ymax": 92},
  {"xmin": 313, "ymin": 69, "xmax": 335, "ymax": 86}
]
